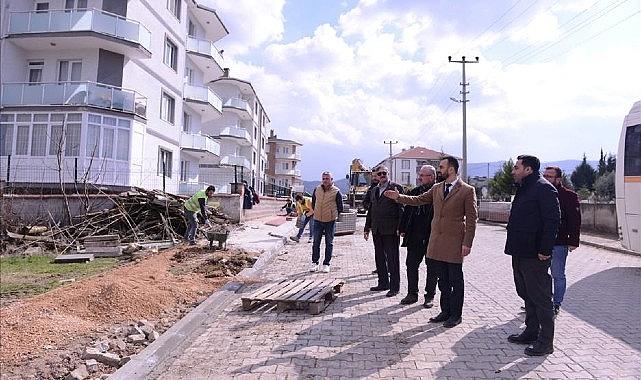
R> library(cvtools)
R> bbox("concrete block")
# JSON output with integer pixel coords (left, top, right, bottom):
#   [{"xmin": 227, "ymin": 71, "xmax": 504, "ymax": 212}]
[
  {"xmin": 127, "ymin": 334, "xmax": 146, "ymax": 344},
  {"xmin": 65, "ymin": 365, "xmax": 89, "ymax": 380},
  {"xmin": 54, "ymin": 254, "xmax": 94, "ymax": 263},
  {"xmin": 85, "ymin": 359, "xmax": 98, "ymax": 373},
  {"xmin": 82, "ymin": 347, "xmax": 120, "ymax": 368}
]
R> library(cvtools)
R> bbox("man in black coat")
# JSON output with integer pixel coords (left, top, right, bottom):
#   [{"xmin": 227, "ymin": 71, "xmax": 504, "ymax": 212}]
[
  {"xmin": 398, "ymin": 165, "xmax": 438, "ymax": 307},
  {"xmin": 506, "ymin": 155, "xmax": 561, "ymax": 356},
  {"xmin": 364, "ymin": 165, "xmax": 404, "ymax": 297}
]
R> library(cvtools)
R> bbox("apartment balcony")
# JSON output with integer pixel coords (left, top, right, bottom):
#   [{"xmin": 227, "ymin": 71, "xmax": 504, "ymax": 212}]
[
  {"xmin": 275, "ymin": 168, "xmax": 302, "ymax": 177},
  {"xmin": 222, "ymin": 98, "xmax": 252, "ymax": 120},
  {"xmin": 183, "ymin": 84, "xmax": 222, "ymax": 121},
  {"xmin": 220, "ymin": 155, "xmax": 250, "ymax": 170},
  {"xmin": 188, "ymin": 1, "xmax": 228, "ymax": 42},
  {"xmin": 1, "ymin": 81, "xmax": 147, "ymax": 118},
  {"xmin": 186, "ymin": 36, "xmax": 224, "ymax": 82},
  {"xmin": 180, "ymin": 132, "xmax": 221, "ymax": 158},
  {"xmin": 218, "ymin": 126, "xmax": 252, "ymax": 146},
  {"xmin": 6, "ymin": 9, "xmax": 151, "ymax": 58},
  {"xmin": 274, "ymin": 151, "xmax": 302, "ymax": 160}
]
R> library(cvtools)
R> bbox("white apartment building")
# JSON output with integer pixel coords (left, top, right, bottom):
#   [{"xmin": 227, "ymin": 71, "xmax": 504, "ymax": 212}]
[
  {"xmin": 377, "ymin": 146, "xmax": 459, "ymax": 186},
  {"xmin": 0, "ymin": 0, "xmax": 268, "ymax": 195},
  {"xmin": 266, "ymin": 130, "xmax": 302, "ymax": 194}
]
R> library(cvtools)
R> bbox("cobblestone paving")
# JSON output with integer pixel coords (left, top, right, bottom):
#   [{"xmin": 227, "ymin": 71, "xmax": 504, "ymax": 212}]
[{"xmin": 153, "ymin": 221, "xmax": 641, "ymax": 379}]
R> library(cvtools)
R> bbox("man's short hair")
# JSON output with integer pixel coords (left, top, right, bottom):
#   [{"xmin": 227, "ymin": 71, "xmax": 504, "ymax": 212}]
[
  {"xmin": 377, "ymin": 165, "xmax": 389, "ymax": 173},
  {"xmin": 420, "ymin": 165, "xmax": 436, "ymax": 175},
  {"xmin": 545, "ymin": 166, "xmax": 562, "ymax": 178},
  {"xmin": 517, "ymin": 155, "xmax": 541, "ymax": 172},
  {"xmin": 206, "ymin": 185, "xmax": 216, "ymax": 193},
  {"xmin": 322, "ymin": 171, "xmax": 332, "ymax": 178},
  {"xmin": 440, "ymin": 156, "xmax": 459, "ymax": 173},
  {"xmin": 295, "ymin": 194, "xmax": 303, "ymax": 201}
]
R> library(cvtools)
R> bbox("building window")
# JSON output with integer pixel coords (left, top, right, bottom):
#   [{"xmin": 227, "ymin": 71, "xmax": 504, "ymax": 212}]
[
  {"xmin": 65, "ymin": 0, "xmax": 87, "ymax": 10},
  {"xmin": 31, "ymin": 124, "xmax": 47, "ymax": 156},
  {"xmin": 58, "ymin": 60, "xmax": 82, "ymax": 83},
  {"xmin": 282, "ymin": 162, "xmax": 289, "ymax": 170},
  {"xmin": 180, "ymin": 160, "xmax": 189, "ymax": 181},
  {"xmin": 164, "ymin": 38, "xmax": 178, "ymax": 71},
  {"xmin": 624, "ymin": 124, "xmax": 641, "ymax": 176},
  {"xmin": 401, "ymin": 172, "xmax": 410, "ymax": 185},
  {"xmin": 35, "ymin": 2, "xmax": 49, "ymax": 11},
  {"xmin": 167, "ymin": 0, "xmax": 181, "ymax": 20},
  {"xmin": 158, "ymin": 148, "xmax": 173, "ymax": 177},
  {"xmin": 182, "ymin": 112, "xmax": 191, "ymax": 132},
  {"xmin": 402, "ymin": 160, "xmax": 410, "ymax": 169},
  {"xmin": 64, "ymin": 120, "xmax": 81, "ymax": 156},
  {"xmin": 188, "ymin": 19, "xmax": 196, "ymax": 36},
  {"xmin": 253, "ymin": 152, "xmax": 256, "ymax": 165},
  {"xmin": 27, "ymin": 61, "xmax": 44, "ymax": 83},
  {"xmin": 0, "ymin": 124, "xmax": 13, "ymax": 156},
  {"xmin": 160, "ymin": 92, "xmax": 175, "ymax": 124}
]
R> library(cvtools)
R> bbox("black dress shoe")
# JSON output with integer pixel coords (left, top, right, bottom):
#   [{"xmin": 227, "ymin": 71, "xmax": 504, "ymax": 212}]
[
  {"xmin": 507, "ymin": 333, "xmax": 537, "ymax": 345},
  {"xmin": 385, "ymin": 290, "xmax": 399, "ymax": 297},
  {"xmin": 423, "ymin": 297, "xmax": 434, "ymax": 309},
  {"xmin": 400, "ymin": 294, "xmax": 418, "ymax": 305},
  {"xmin": 429, "ymin": 313, "xmax": 450, "ymax": 323},
  {"xmin": 443, "ymin": 317, "xmax": 462, "ymax": 328},
  {"xmin": 524, "ymin": 343, "xmax": 554, "ymax": 356},
  {"xmin": 370, "ymin": 285, "xmax": 389, "ymax": 291}
]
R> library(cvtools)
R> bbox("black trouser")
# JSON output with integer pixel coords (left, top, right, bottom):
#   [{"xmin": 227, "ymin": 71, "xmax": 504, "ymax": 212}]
[
  {"xmin": 373, "ymin": 233, "xmax": 400, "ymax": 292},
  {"xmin": 432, "ymin": 259, "xmax": 464, "ymax": 320},
  {"xmin": 512, "ymin": 256, "xmax": 555, "ymax": 346},
  {"xmin": 405, "ymin": 243, "xmax": 437, "ymax": 299}
]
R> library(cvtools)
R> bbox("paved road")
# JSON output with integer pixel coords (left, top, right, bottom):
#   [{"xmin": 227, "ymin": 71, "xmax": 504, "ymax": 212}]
[{"xmin": 151, "ymin": 221, "xmax": 641, "ymax": 379}]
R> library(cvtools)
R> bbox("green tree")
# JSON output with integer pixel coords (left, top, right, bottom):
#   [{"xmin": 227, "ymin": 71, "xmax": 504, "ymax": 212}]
[
  {"xmin": 570, "ymin": 154, "xmax": 597, "ymax": 190},
  {"xmin": 594, "ymin": 171, "xmax": 615, "ymax": 201},
  {"xmin": 488, "ymin": 159, "xmax": 515, "ymax": 201},
  {"xmin": 597, "ymin": 149, "xmax": 607, "ymax": 176},
  {"xmin": 606, "ymin": 154, "xmax": 616, "ymax": 172}
]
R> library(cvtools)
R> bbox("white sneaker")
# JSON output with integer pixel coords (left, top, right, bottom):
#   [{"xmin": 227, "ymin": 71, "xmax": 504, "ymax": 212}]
[
  {"xmin": 309, "ymin": 263, "xmax": 319, "ymax": 272},
  {"xmin": 321, "ymin": 265, "xmax": 330, "ymax": 273}
]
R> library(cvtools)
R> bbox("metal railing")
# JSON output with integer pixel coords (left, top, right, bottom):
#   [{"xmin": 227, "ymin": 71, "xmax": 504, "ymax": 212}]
[
  {"xmin": 183, "ymin": 84, "xmax": 223, "ymax": 113},
  {"xmin": 219, "ymin": 126, "xmax": 251, "ymax": 143},
  {"xmin": 275, "ymin": 168, "xmax": 302, "ymax": 176},
  {"xmin": 264, "ymin": 183, "xmax": 292, "ymax": 198},
  {"xmin": 180, "ymin": 132, "xmax": 220, "ymax": 156},
  {"xmin": 1, "ymin": 81, "xmax": 147, "ymax": 118},
  {"xmin": 185, "ymin": 36, "xmax": 224, "ymax": 68},
  {"xmin": 274, "ymin": 151, "xmax": 301, "ymax": 160},
  {"xmin": 8, "ymin": 8, "xmax": 151, "ymax": 51},
  {"xmin": 220, "ymin": 155, "xmax": 251, "ymax": 169},
  {"xmin": 223, "ymin": 98, "xmax": 252, "ymax": 114}
]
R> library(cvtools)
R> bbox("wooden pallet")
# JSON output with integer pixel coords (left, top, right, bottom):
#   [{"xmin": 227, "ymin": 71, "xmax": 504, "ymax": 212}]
[{"xmin": 241, "ymin": 278, "xmax": 344, "ymax": 314}]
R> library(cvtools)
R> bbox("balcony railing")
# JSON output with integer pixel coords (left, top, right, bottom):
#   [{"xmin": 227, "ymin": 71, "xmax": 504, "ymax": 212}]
[
  {"xmin": 275, "ymin": 168, "xmax": 302, "ymax": 176},
  {"xmin": 220, "ymin": 155, "xmax": 250, "ymax": 169},
  {"xmin": 8, "ymin": 8, "xmax": 151, "ymax": 52},
  {"xmin": 223, "ymin": 98, "xmax": 252, "ymax": 114},
  {"xmin": 219, "ymin": 126, "xmax": 251, "ymax": 143},
  {"xmin": 275, "ymin": 151, "xmax": 302, "ymax": 160},
  {"xmin": 181, "ymin": 132, "xmax": 220, "ymax": 156},
  {"xmin": 184, "ymin": 84, "xmax": 223, "ymax": 113},
  {"xmin": 1, "ymin": 81, "xmax": 147, "ymax": 118},
  {"xmin": 186, "ymin": 36, "xmax": 224, "ymax": 68}
]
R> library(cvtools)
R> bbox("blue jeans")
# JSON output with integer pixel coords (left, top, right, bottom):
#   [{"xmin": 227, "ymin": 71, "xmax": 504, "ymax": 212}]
[
  {"xmin": 296, "ymin": 215, "xmax": 314, "ymax": 239},
  {"xmin": 551, "ymin": 245, "xmax": 569, "ymax": 306},
  {"xmin": 184, "ymin": 208, "xmax": 198, "ymax": 243},
  {"xmin": 312, "ymin": 220, "xmax": 335, "ymax": 265}
]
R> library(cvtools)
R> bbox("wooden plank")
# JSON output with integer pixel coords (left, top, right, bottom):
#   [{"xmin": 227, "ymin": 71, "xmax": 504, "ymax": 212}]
[
  {"xmin": 265, "ymin": 280, "xmax": 314, "ymax": 301},
  {"xmin": 54, "ymin": 254, "xmax": 94, "ymax": 263},
  {"xmin": 261, "ymin": 280, "xmax": 310, "ymax": 301},
  {"xmin": 84, "ymin": 235, "xmax": 120, "ymax": 242},
  {"xmin": 300, "ymin": 279, "xmax": 344, "ymax": 302},
  {"xmin": 283, "ymin": 279, "xmax": 335, "ymax": 302},
  {"xmin": 244, "ymin": 279, "xmax": 290, "ymax": 300}
]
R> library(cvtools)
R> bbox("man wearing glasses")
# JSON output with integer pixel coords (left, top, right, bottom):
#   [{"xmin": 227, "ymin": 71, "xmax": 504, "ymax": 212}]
[
  {"xmin": 364, "ymin": 166, "xmax": 405, "ymax": 297},
  {"xmin": 384, "ymin": 156, "xmax": 478, "ymax": 328},
  {"xmin": 542, "ymin": 166, "xmax": 581, "ymax": 316},
  {"xmin": 398, "ymin": 165, "xmax": 438, "ymax": 307}
]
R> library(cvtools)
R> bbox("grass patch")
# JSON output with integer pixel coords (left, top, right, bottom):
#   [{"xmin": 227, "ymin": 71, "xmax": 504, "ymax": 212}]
[{"xmin": 0, "ymin": 255, "xmax": 118, "ymax": 299}]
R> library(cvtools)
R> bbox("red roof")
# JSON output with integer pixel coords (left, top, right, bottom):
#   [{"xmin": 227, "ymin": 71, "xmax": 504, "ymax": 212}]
[{"xmin": 391, "ymin": 146, "xmax": 460, "ymax": 160}]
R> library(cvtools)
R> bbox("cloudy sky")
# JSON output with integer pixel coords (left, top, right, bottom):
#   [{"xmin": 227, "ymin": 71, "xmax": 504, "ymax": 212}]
[{"xmin": 213, "ymin": 0, "xmax": 641, "ymax": 180}]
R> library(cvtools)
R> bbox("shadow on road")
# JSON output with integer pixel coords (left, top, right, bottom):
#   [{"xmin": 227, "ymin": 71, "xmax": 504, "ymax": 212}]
[{"xmin": 563, "ymin": 266, "xmax": 641, "ymax": 352}]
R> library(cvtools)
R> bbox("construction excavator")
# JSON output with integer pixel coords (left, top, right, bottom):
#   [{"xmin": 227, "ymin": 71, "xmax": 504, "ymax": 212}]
[{"xmin": 346, "ymin": 158, "xmax": 372, "ymax": 215}]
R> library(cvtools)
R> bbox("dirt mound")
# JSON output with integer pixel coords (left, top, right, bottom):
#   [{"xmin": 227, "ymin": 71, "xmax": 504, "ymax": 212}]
[{"xmin": 198, "ymin": 252, "xmax": 258, "ymax": 278}]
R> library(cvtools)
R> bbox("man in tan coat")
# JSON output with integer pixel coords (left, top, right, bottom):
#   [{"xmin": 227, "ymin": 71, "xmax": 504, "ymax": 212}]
[{"xmin": 385, "ymin": 156, "xmax": 477, "ymax": 328}]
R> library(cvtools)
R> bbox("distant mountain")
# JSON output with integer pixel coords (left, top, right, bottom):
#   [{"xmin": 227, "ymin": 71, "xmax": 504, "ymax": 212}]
[
  {"xmin": 303, "ymin": 178, "xmax": 349, "ymax": 194},
  {"xmin": 468, "ymin": 159, "xmax": 598, "ymax": 178}
]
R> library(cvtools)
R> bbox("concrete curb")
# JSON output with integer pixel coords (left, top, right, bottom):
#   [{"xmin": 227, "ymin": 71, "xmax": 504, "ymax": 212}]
[
  {"xmin": 110, "ymin": 223, "xmax": 296, "ymax": 380},
  {"xmin": 477, "ymin": 220, "xmax": 639, "ymax": 257}
]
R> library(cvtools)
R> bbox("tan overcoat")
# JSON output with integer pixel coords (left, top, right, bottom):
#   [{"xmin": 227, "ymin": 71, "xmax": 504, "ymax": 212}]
[{"xmin": 396, "ymin": 180, "xmax": 478, "ymax": 264}]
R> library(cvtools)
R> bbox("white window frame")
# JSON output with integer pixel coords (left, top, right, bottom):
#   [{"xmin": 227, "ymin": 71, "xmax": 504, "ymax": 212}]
[
  {"xmin": 160, "ymin": 92, "xmax": 175, "ymax": 124},
  {"xmin": 27, "ymin": 61, "xmax": 44, "ymax": 83},
  {"xmin": 57, "ymin": 59, "xmax": 82, "ymax": 82},
  {"xmin": 163, "ymin": 37, "xmax": 178, "ymax": 71},
  {"xmin": 401, "ymin": 160, "xmax": 410, "ymax": 169},
  {"xmin": 158, "ymin": 148, "xmax": 173, "ymax": 177},
  {"xmin": 167, "ymin": 0, "xmax": 181, "ymax": 20}
]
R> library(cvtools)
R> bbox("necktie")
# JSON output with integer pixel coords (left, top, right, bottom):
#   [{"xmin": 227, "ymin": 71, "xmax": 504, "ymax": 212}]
[
  {"xmin": 375, "ymin": 187, "xmax": 381, "ymax": 200},
  {"xmin": 444, "ymin": 183, "xmax": 452, "ymax": 198}
]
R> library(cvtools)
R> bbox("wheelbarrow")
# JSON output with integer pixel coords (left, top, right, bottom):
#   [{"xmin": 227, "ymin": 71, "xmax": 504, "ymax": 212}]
[{"xmin": 201, "ymin": 228, "xmax": 229, "ymax": 250}]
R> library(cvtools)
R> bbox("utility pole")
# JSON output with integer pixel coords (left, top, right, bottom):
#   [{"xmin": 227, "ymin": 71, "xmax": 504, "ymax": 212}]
[
  {"xmin": 448, "ymin": 55, "xmax": 479, "ymax": 182},
  {"xmin": 383, "ymin": 140, "xmax": 398, "ymax": 180}
]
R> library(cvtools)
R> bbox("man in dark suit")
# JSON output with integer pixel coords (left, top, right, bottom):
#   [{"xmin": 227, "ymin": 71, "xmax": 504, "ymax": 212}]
[
  {"xmin": 399, "ymin": 165, "xmax": 437, "ymax": 307},
  {"xmin": 364, "ymin": 166, "xmax": 405, "ymax": 297},
  {"xmin": 506, "ymin": 155, "xmax": 560, "ymax": 356},
  {"xmin": 385, "ymin": 156, "xmax": 478, "ymax": 328}
]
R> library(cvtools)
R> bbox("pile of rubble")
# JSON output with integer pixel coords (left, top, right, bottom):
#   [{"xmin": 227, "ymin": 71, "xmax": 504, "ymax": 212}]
[
  {"xmin": 3, "ymin": 187, "xmax": 231, "ymax": 256},
  {"xmin": 66, "ymin": 320, "xmax": 161, "ymax": 380}
]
